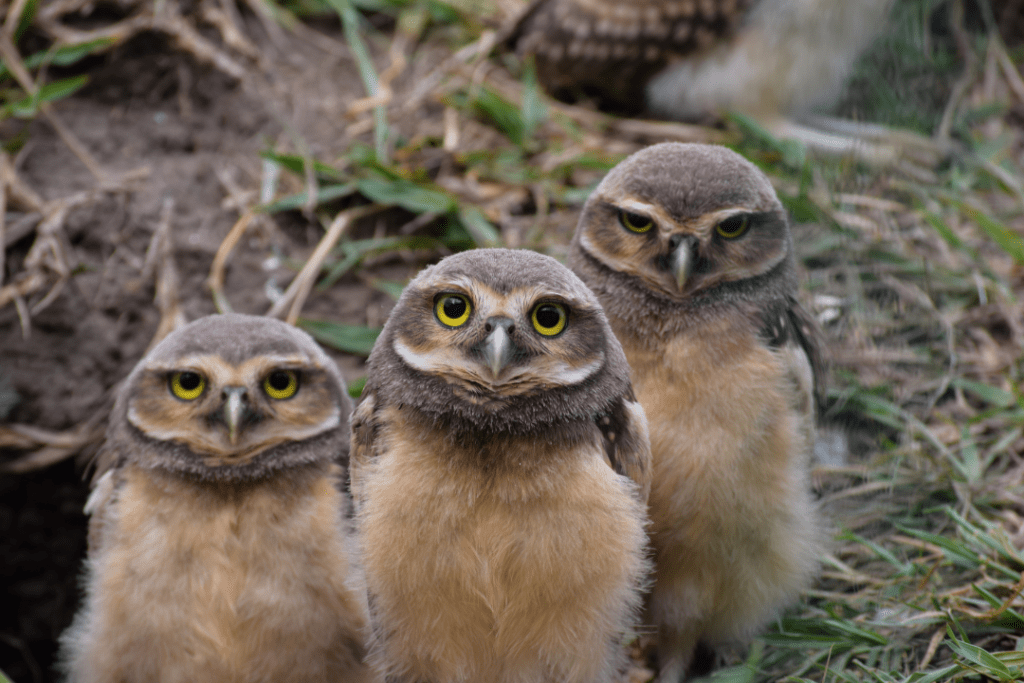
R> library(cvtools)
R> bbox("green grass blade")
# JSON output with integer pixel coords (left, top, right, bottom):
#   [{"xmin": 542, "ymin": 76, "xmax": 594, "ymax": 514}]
[
  {"xmin": 945, "ymin": 637, "xmax": 1019, "ymax": 680},
  {"xmin": 326, "ymin": 0, "xmax": 389, "ymax": 161},
  {"xmin": 366, "ymin": 277, "xmax": 405, "ymax": 300},
  {"xmin": 356, "ymin": 177, "xmax": 455, "ymax": 213},
  {"xmin": 261, "ymin": 182, "xmax": 358, "ymax": 213},
  {"xmin": 951, "ymin": 200, "xmax": 1024, "ymax": 264},
  {"xmin": 346, "ymin": 375, "xmax": 367, "ymax": 399},
  {"xmin": 298, "ymin": 319, "xmax": 382, "ymax": 356},
  {"xmin": 3, "ymin": 74, "xmax": 89, "ymax": 119},
  {"xmin": 457, "ymin": 205, "xmax": 500, "ymax": 247},
  {"xmin": 896, "ymin": 524, "xmax": 981, "ymax": 569},
  {"xmin": 260, "ymin": 151, "xmax": 345, "ymax": 180}
]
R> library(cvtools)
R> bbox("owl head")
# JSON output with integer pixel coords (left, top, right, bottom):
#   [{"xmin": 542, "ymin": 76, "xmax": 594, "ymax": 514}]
[
  {"xmin": 365, "ymin": 248, "xmax": 633, "ymax": 436},
  {"xmin": 568, "ymin": 142, "xmax": 799, "ymax": 335},
  {"xmin": 101, "ymin": 314, "xmax": 351, "ymax": 481}
]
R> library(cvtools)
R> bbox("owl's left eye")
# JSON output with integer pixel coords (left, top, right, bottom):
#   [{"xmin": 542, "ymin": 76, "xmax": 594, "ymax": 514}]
[
  {"xmin": 531, "ymin": 302, "xmax": 568, "ymax": 337},
  {"xmin": 435, "ymin": 293, "xmax": 472, "ymax": 328},
  {"xmin": 716, "ymin": 214, "xmax": 750, "ymax": 239},
  {"xmin": 264, "ymin": 370, "xmax": 299, "ymax": 400},
  {"xmin": 618, "ymin": 210, "xmax": 654, "ymax": 234},
  {"xmin": 170, "ymin": 371, "xmax": 206, "ymax": 401}
]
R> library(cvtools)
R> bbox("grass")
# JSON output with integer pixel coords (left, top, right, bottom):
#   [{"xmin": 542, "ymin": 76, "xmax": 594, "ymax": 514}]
[{"xmin": 2, "ymin": 0, "xmax": 1023, "ymax": 680}]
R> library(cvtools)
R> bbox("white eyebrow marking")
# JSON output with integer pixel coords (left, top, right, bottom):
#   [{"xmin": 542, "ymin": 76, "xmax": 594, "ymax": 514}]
[
  {"xmin": 393, "ymin": 338, "xmax": 451, "ymax": 374},
  {"xmin": 618, "ymin": 200, "xmax": 658, "ymax": 216},
  {"xmin": 549, "ymin": 356, "xmax": 605, "ymax": 385}
]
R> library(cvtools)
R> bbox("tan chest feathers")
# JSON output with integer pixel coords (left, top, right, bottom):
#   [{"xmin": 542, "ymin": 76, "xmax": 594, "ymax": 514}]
[
  {"xmin": 357, "ymin": 416, "xmax": 649, "ymax": 681},
  {"xmin": 624, "ymin": 331, "xmax": 814, "ymax": 533},
  {"xmin": 80, "ymin": 467, "xmax": 367, "ymax": 682}
]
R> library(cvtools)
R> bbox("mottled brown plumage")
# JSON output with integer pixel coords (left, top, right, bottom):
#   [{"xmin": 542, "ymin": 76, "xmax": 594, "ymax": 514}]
[
  {"xmin": 511, "ymin": 0, "xmax": 895, "ymax": 140},
  {"xmin": 512, "ymin": 0, "xmax": 754, "ymax": 112},
  {"xmin": 351, "ymin": 248, "xmax": 651, "ymax": 683},
  {"xmin": 59, "ymin": 314, "xmax": 371, "ymax": 683},
  {"xmin": 568, "ymin": 143, "xmax": 824, "ymax": 681}
]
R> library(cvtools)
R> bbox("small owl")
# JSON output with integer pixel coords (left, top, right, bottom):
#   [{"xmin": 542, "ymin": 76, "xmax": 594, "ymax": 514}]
[
  {"xmin": 350, "ymin": 248, "xmax": 652, "ymax": 683},
  {"xmin": 510, "ymin": 0, "xmax": 894, "ymax": 132},
  {"xmin": 568, "ymin": 143, "xmax": 824, "ymax": 681},
  {"xmin": 59, "ymin": 314, "xmax": 371, "ymax": 683}
]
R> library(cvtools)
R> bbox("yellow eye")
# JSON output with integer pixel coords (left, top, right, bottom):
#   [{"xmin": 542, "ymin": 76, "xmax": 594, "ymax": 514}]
[
  {"xmin": 531, "ymin": 302, "xmax": 567, "ymax": 337},
  {"xmin": 264, "ymin": 370, "xmax": 299, "ymax": 400},
  {"xmin": 716, "ymin": 215, "xmax": 749, "ymax": 239},
  {"xmin": 618, "ymin": 209, "xmax": 654, "ymax": 234},
  {"xmin": 170, "ymin": 371, "xmax": 205, "ymax": 401},
  {"xmin": 435, "ymin": 293, "xmax": 471, "ymax": 328}
]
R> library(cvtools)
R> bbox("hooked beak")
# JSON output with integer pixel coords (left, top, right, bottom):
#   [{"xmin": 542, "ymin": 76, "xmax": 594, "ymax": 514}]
[
  {"xmin": 223, "ymin": 387, "xmax": 247, "ymax": 445},
  {"xmin": 482, "ymin": 321, "xmax": 514, "ymax": 379},
  {"xmin": 670, "ymin": 237, "xmax": 695, "ymax": 291}
]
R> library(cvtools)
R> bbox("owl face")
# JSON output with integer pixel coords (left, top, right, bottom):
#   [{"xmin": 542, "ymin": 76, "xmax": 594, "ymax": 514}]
[
  {"xmin": 110, "ymin": 314, "xmax": 351, "ymax": 479},
  {"xmin": 368, "ymin": 248, "xmax": 632, "ymax": 434},
  {"xmin": 572, "ymin": 142, "xmax": 793, "ymax": 303}
]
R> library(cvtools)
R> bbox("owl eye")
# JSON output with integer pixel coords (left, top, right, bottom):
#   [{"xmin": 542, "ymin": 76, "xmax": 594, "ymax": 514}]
[
  {"xmin": 618, "ymin": 209, "xmax": 654, "ymax": 234},
  {"xmin": 531, "ymin": 303, "xmax": 567, "ymax": 337},
  {"xmin": 716, "ymin": 215, "xmax": 749, "ymax": 239},
  {"xmin": 264, "ymin": 370, "xmax": 299, "ymax": 400},
  {"xmin": 170, "ymin": 371, "xmax": 206, "ymax": 401},
  {"xmin": 435, "ymin": 293, "xmax": 472, "ymax": 328}
]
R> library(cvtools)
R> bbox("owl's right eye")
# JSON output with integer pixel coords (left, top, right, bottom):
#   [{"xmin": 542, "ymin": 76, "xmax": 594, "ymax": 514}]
[
  {"xmin": 170, "ymin": 371, "xmax": 206, "ymax": 401},
  {"xmin": 435, "ymin": 293, "xmax": 472, "ymax": 328},
  {"xmin": 618, "ymin": 210, "xmax": 654, "ymax": 234}
]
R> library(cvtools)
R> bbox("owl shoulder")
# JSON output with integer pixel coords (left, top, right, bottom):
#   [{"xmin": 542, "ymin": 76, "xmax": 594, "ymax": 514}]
[
  {"xmin": 349, "ymin": 390, "xmax": 382, "ymax": 509},
  {"xmin": 83, "ymin": 466, "xmax": 124, "ymax": 558},
  {"xmin": 594, "ymin": 387, "xmax": 652, "ymax": 502},
  {"xmin": 756, "ymin": 296, "xmax": 826, "ymax": 413}
]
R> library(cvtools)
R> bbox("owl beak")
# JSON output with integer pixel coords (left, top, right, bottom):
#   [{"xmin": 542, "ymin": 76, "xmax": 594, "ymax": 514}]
[
  {"xmin": 223, "ymin": 387, "xmax": 248, "ymax": 445},
  {"xmin": 670, "ymin": 236, "xmax": 696, "ymax": 290},
  {"xmin": 482, "ymin": 318, "xmax": 515, "ymax": 379}
]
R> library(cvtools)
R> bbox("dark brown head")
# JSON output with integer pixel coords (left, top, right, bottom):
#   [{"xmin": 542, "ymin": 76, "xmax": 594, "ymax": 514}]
[
  {"xmin": 365, "ymin": 248, "xmax": 634, "ymax": 436},
  {"xmin": 102, "ymin": 314, "xmax": 351, "ymax": 482}
]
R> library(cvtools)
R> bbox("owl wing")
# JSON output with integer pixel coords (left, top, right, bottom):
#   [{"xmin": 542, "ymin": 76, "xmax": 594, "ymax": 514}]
[
  {"xmin": 82, "ymin": 466, "xmax": 122, "ymax": 557},
  {"xmin": 595, "ymin": 388, "xmax": 652, "ymax": 502},
  {"xmin": 348, "ymin": 390, "xmax": 381, "ymax": 512},
  {"xmin": 508, "ymin": 0, "xmax": 755, "ymax": 110},
  {"xmin": 759, "ymin": 295, "xmax": 826, "ymax": 415}
]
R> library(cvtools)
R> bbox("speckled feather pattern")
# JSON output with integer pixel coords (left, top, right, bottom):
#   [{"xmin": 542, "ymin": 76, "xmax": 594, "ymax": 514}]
[
  {"xmin": 511, "ymin": 0, "xmax": 893, "ymax": 119},
  {"xmin": 568, "ymin": 143, "xmax": 824, "ymax": 680}
]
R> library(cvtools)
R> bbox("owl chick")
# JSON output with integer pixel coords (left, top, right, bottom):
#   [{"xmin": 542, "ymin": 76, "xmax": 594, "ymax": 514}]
[
  {"xmin": 568, "ymin": 143, "xmax": 824, "ymax": 681},
  {"xmin": 350, "ymin": 248, "xmax": 652, "ymax": 683},
  {"xmin": 59, "ymin": 314, "xmax": 371, "ymax": 683}
]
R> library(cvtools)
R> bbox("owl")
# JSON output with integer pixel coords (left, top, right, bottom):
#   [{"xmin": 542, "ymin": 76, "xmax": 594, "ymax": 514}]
[
  {"xmin": 567, "ymin": 142, "xmax": 824, "ymax": 681},
  {"xmin": 510, "ymin": 0, "xmax": 903, "ymax": 162},
  {"xmin": 58, "ymin": 313, "xmax": 372, "ymax": 683},
  {"xmin": 349, "ymin": 248, "xmax": 652, "ymax": 683}
]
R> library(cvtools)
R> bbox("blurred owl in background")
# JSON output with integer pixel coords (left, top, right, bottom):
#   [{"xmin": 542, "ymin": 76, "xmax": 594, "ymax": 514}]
[{"xmin": 511, "ymin": 0, "xmax": 924, "ymax": 163}]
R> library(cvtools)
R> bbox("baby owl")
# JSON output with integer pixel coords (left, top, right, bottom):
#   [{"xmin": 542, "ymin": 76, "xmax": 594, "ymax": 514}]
[
  {"xmin": 59, "ymin": 313, "xmax": 371, "ymax": 683},
  {"xmin": 568, "ymin": 142, "xmax": 823, "ymax": 681},
  {"xmin": 350, "ymin": 248, "xmax": 652, "ymax": 683}
]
